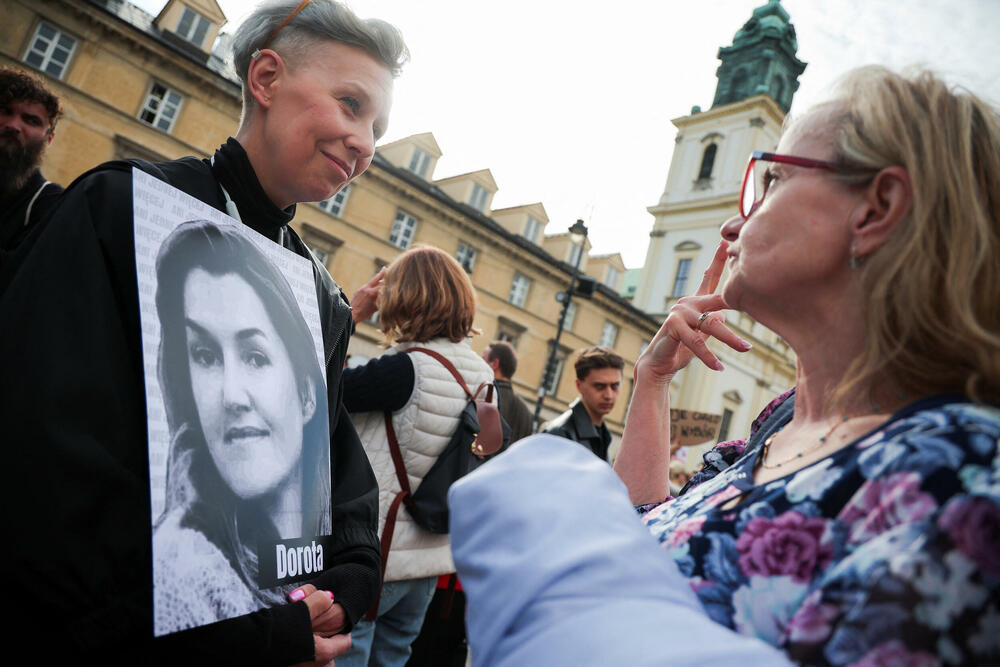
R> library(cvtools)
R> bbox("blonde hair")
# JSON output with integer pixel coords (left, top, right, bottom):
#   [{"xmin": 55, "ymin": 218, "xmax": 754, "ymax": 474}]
[
  {"xmin": 826, "ymin": 66, "xmax": 1000, "ymax": 405},
  {"xmin": 379, "ymin": 245, "xmax": 479, "ymax": 345}
]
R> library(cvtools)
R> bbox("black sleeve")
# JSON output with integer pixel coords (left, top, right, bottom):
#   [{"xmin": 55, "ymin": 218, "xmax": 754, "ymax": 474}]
[
  {"xmin": 302, "ymin": 395, "xmax": 381, "ymax": 629},
  {"xmin": 342, "ymin": 353, "xmax": 415, "ymax": 413},
  {"xmin": 0, "ymin": 166, "xmax": 323, "ymax": 665}
]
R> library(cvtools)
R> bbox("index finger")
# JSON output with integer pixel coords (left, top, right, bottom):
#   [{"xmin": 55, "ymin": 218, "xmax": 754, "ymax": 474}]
[
  {"xmin": 366, "ymin": 266, "xmax": 387, "ymax": 286},
  {"xmin": 695, "ymin": 241, "xmax": 729, "ymax": 296}
]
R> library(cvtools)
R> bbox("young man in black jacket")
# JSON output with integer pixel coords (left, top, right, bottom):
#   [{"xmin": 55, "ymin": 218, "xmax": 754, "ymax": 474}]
[{"xmin": 541, "ymin": 346, "xmax": 625, "ymax": 462}]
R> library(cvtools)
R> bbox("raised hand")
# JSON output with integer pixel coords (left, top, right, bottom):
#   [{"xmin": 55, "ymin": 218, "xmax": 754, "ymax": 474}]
[
  {"xmin": 636, "ymin": 241, "xmax": 750, "ymax": 383},
  {"xmin": 350, "ymin": 266, "xmax": 386, "ymax": 324}
]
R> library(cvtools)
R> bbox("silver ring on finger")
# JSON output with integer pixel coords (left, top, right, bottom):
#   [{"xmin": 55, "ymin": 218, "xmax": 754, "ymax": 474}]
[{"xmin": 696, "ymin": 311, "xmax": 713, "ymax": 331}]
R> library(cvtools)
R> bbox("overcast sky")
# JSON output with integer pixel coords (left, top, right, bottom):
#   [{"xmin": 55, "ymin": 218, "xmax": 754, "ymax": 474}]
[{"xmin": 134, "ymin": 0, "xmax": 1000, "ymax": 268}]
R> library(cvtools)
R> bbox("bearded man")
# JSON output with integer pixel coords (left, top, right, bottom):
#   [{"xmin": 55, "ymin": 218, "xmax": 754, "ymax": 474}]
[{"xmin": 1, "ymin": 67, "xmax": 63, "ymax": 250}]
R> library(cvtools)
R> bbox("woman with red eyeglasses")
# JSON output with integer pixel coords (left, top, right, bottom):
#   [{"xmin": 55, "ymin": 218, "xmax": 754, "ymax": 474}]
[
  {"xmin": 612, "ymin": 66, "xmax": 1000, "ymax": 665},
  {"xmin": 448, "ymin": 66, "xmax": 1000, "ymax": 666}
]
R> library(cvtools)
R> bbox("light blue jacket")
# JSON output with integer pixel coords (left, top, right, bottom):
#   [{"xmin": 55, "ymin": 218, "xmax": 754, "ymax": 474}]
[{"xmin": 448, "ymin": 434, "xmax": 791, "ymax": 666}]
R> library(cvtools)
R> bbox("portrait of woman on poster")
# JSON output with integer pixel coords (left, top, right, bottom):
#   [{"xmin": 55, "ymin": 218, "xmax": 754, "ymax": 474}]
[{"xmin": 152, "ymin": 219, "xmax": 331, "ymax": 635}]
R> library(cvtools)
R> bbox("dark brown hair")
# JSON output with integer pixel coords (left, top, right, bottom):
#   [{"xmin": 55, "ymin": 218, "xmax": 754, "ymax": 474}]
[
  {"xmin": 0, "ymin": 67, "xmax": 61, "ymax": 132},
  {"xmin": 486, "ymin": 341, "xmax": 518, "ymax": 378},
  {"xmin": 380, "ymin": 245, "xmax": 478, "ymax": 344},
  {"xmin": 574, "ymin": 346, "xmax": 624, "ymax": 381}
]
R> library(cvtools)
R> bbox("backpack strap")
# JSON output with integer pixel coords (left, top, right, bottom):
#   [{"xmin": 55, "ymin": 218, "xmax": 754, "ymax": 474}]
[
  {"xmin": 366, "ymin": 346, "xmax": 496, "ymax": 620},
  {"xmin": 404, "ymin": 347, "xmax": 474, "ymax": 399},
  {"xmin": 365, "ymin": 411, "xmax": 413, "ymax": 622}
]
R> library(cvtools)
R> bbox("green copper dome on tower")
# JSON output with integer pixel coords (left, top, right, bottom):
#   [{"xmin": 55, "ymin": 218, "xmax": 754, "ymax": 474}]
[{"xmin": 712, "ymin": 0, "xmax": 806, "ymax": 113}]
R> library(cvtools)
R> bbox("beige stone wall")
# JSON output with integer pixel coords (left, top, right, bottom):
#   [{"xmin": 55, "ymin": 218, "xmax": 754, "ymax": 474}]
[
  {"xmin": 3, "ymin": 0, "xmax": 240, "ymax": 186},
  {"xmin": 7, "ymin": 0, "xmax": 661, "ymax": 443}
]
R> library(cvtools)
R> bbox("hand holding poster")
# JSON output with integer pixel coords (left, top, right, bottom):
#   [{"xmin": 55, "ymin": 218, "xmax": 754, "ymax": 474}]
[
  {"xmin": 669, "ymin": 409, "xmax": 723, "ymax": 448},
  {"xmin": 133, "ymin": 169, "xmax": 332, "ymax": 636}
]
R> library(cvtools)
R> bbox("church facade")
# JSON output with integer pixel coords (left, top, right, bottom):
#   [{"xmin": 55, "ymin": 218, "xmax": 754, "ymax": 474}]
[{"xmin": 633, "ymin": 0, "xmax": 803, "ymax": 466}]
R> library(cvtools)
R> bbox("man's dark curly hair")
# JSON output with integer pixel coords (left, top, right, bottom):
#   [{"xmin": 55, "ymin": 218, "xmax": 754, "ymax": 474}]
[{"xmin": 0, "ymin": 67, "xmax": 62, "ymax": 132}]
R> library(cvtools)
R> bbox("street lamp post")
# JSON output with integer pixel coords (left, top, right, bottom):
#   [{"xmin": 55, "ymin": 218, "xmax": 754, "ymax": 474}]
[{"xmin": 533, "ymin": 219, "xmax": 588, "ymax": 432}]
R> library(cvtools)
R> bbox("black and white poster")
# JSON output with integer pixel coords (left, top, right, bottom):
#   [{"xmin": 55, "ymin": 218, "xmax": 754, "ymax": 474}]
[{"xmin": 133, "ymin": 169, "xmax": 333, "ymax": 636}]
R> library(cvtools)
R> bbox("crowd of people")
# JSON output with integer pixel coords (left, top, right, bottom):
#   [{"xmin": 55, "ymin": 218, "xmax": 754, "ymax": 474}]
[{"xmin": 2, "ymin": 0, "xmax": 998, "ymax": 665}]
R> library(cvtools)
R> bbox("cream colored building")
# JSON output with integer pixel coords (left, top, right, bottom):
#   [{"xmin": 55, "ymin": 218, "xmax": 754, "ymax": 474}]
[
  {"xmin": 5, "ymin": 0, "xmax": 660, "ymax": 450},
  {"xmin": 633, "ymin": 0, "xmax": 804, "ymax": 466}
]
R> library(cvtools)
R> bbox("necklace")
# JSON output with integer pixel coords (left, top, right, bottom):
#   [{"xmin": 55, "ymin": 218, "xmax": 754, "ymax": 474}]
[{"xmin": 758, "ymin": 409, "xmax": 879, "ymax": 470}]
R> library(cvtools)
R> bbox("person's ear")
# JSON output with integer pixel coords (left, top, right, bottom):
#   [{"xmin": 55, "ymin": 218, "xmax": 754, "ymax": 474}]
[
  {"xmin": 246, "ymin": 49, "xmax": 285, "ymax": 109},
  {"xmin": 575, "ymin": 378, "xmax": 583, "ymax": 394},
  {"xmin": 45, "ymin": 129, "xmax": 55, "ymax": 147},
  {"xmin": 850, "ymin": 166, "xmax": 913, "ymax": 258},
  {"xmin": 300, "ymin": 377, "xmax": 317, "ymax": 422}
]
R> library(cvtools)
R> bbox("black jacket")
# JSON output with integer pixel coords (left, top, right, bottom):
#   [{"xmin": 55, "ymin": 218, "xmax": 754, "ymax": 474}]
[
  {"xmin": 495, "ymin": 379, "xmax": 533, "ymax": 443},
  {"xmin": 0, "ymin": 167, "xmax": 63, "ymax": 251},
  {"xmin": 0, "ymin": 139, "xmax": 379, "ymax": 665},
  {"xmin": 540, "ymin": 399, "xmax": 612, "ymax": 461}
]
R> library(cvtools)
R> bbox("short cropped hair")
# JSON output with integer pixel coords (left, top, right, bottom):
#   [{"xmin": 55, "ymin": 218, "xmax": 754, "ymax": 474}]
[
  {"xmin": 0, "ymin": 67, "xmax": 61, "ymax": 132},
  {"xmin": 380, "ymin": 245, "xmax": 478, "ymax": 345},
  {"xmin": 574, "ymin": 346, "xmax": 624, "ymax": 381},
  {"xmin": 486, "ymin": 341, "xmax": 518, "ymax": 378},
  {"xmin": 820, "ymin": 66, "xmax": 1000, "ymax": 405},
  {"xmin": 232, "ymin": 0, "xmax": 409, "ymax": 112}
]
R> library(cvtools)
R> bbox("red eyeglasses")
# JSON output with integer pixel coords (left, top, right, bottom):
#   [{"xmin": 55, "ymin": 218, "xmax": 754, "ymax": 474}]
[{"xmin": 740, "ymin": 151, "xmax": 844, "ymax": 219}]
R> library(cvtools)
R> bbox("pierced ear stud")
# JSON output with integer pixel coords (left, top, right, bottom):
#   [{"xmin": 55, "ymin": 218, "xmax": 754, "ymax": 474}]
[{"xmin": 251, "ymin": 49, "xmax": 262, "ymax": 60}]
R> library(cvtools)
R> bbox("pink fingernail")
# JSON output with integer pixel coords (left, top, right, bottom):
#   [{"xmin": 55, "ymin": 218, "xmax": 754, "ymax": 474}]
[
  {"xmin": 289, "ymin": 589, "xmax": 306, "ymax": 602},
  {"xmin": 713, "ymin": 361, "xmax": 725, "ymax": 371},
  {"xmin": 326, "ymin": 590, "xmax": 334, "ymax": 600},
  {"xmin": 739, "ymin": 340, "xmax": 752, "ymax": 351}
]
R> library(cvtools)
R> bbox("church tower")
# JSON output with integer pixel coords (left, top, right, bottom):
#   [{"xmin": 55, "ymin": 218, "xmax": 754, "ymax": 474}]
[
  {"xmin": 631, "ymin": 0, "xmax": 802, "ymax": 465},
  {"xmin": 713, "ymin": 0, "xmax": 806, "ymax": 114}
]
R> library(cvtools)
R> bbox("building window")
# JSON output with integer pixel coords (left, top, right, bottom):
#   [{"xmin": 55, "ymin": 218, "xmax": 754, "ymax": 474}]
[
  {"xmin": 23, "ymin": 22, "xmax": 77, "ymax": 80},
  {"xmin": 544, "ymin": 354, "xmax": 566, "ymax": 396},
  {"xmin": 698, "ymin": 144, "xmax": 718, "ymax": 180},
  {"xmin": 408, "ymin": 148, "xmax": 430, "ymax": 178},
  {"xmin": 469, "ymin": 184, "xmax": 489, "ymax": 212},
  {"xmin": 455, "ymin": 242, "xmax": 477, "ymax": 272},
  {"xmin": 717, "ymin": 408, "xmax": 734, "ymax": 443},
  {"xmin": 567, "ymin": 243, "xmax": 583, "ymax": 267},
  {"xmin": 599, "ymin": 321, "xmax": 619, "ymax": 348},
  {"xmin": 389, "ymin": 210, "xmax": 417, "ymax": 249},
  {"xmin": 604, "ymin": 266, "xmax": 620, "ymax": 289},
  {"xmin": 176, "ymin": 7, "xmax": 211, "ymax": 47},
  {"xmin": 731, "ymin": 68, "xmax": 749, "ymax": 99},
  {"xmin": 671, "ymin": 258, "xmax": 692, "ymax": 297},
  {"xmin": 509, "ymin": 273, "xmax": 531, "ymax": 308},
  {"xmin": 496, "ymin": 318, "xmax": 525, "ymax": 348},
  {"xmin": 318, "ymin": 184, "xmax": 351, "ymax": 217},
  {"xmin": 306, "ymin": 243, "xmax": 330, "ymax": 267},
  {"xmin": 523, "ymin": 216, "xmax": 541, "ymax": 243},
  {"xmin": 139, "ymin": 83, "xmax": 183, "ymax": 133},
  {"xmin": 497, "ymin": 330, "xmax": 518, "ymax": 346},
  {"xmin": 562, "ymin": 301, "xmax": 577, "ymax": 331}
]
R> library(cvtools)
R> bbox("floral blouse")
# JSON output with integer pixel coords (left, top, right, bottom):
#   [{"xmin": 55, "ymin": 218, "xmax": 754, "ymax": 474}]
[{"xmin": 640, "ymin": 391, "xmax": 1000, "ymax": 666}]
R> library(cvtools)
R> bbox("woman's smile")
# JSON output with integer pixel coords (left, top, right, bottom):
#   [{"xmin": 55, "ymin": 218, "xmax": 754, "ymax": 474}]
[{"xmin": 225, "ymin": 424, "xmax": 270, "ymax": 444}]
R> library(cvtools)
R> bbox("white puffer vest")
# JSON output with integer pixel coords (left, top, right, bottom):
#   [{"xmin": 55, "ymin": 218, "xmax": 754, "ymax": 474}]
[{"xmin": 352, "ymin": 338, "xmax": 495, "ymax": 582}]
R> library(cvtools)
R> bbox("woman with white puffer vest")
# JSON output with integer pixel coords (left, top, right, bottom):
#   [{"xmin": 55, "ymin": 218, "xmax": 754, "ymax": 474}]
[{"xmin": 339, "ymin": 245, "xmax": 495, "ymax": 667}]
